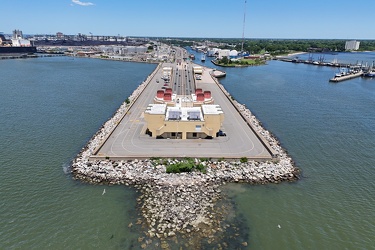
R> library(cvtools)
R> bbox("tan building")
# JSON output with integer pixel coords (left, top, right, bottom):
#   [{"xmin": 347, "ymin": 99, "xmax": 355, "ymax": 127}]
[{"xmin": 144, "ymin": 103, "xmax": 224, "ymax": 139}]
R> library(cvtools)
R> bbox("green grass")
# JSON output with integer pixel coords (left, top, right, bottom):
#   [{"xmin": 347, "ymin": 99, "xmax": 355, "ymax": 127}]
[{"xmin": 165, "ymin": 158, "xmax": 207, "ymax": 174}]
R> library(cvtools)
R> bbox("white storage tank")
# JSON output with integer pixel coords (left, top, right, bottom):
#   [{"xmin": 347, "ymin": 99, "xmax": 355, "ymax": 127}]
[{"xmin": 229, "ymin": 50, "xmax": 238, "ymax": 57}]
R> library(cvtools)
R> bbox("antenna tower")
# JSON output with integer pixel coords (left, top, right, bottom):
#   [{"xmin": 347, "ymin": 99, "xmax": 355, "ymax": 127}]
[{"xmin": 241, "ymin": 0, "xmax": 247, "ymax": 56}]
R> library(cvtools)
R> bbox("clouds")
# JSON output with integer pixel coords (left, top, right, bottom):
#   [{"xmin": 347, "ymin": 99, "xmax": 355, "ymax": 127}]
[{"xmin": 71, "ymin": 0, "xmax": 94, "ymax": 6}]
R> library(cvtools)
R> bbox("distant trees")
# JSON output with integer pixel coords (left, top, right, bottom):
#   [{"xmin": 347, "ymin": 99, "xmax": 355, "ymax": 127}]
[
  {"xmin": 158, "ymin": 38, "xmax": 375, "ymax": 55},
  {"xmin": 359, "ymin": 40, "xmax": 375, "ymax": 51},
  {"xmin": 233, "ymin": 39, "xmax": 365, "ymax": 55},
  {"xmin": 219, "ymin": 56, "xmax": 229, "ymax": 64},
  {"xmin": 215, "ymin": 56, "xmax": 265, "ymax": 66}
]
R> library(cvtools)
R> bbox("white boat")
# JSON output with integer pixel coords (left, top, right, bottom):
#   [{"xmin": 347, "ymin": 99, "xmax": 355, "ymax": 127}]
[
  {"xmin": 364, "ymin": 70, "xmax": 375, "ymax": 77},
  {"xmin": 201, "ymin": 54, "xmax": 205, "ymax": 62},
  {"xmin": 210, "ymin": 70, "xmax": 226, "ymax": 78},
  {"xmin": 335, "ymin": 68, "xmax": 348, "ymax": 78}
]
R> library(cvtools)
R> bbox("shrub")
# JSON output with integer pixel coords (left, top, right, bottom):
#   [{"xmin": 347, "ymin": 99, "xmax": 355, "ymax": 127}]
[
  {"xmin": 165, "ymin": 158, "xmax": 206, "ymax": 174},
  {"xmin": 240, "ymin": 157, "xmax": 248, "ymax": 163}
]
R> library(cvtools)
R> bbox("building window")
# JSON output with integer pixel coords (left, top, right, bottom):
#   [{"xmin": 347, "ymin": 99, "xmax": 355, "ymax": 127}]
[
  {"xmin": 193, "ymin": 133, "xmax": 197, "ymax": 137},
  {"xmin": 171, "ymin": 132, "xmax": 176, "ymax": 137}
]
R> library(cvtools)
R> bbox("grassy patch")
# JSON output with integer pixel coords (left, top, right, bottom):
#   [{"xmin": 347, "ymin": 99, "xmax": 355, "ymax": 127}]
[{"xmin": 165, "ymin": 158, "xmax": 206, "ymax": 174}]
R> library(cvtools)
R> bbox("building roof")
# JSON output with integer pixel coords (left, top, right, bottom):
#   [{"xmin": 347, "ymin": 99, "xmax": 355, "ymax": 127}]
[
  {"xmin": 166, "ymin": 106, "xmax": 204, "ymax": 121},
  {"xmin": 202, "ymin": 105, "xmax": 223, "ymax": 115},
  {"xmin": 145, "ymin": 104, "xmax": 167, "ymax": 115}
]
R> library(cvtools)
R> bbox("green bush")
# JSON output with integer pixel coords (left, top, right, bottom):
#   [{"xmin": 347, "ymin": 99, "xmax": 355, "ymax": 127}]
[
  {"xmin": 165, "ymin": 158, "xmax": 206, "ymax": 173},
  {"xmin": 240, "ymin": 157, "xmax": 248, "ymax": 163}
]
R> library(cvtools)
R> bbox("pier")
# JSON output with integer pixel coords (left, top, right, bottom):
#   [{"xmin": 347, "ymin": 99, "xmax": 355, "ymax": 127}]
[
  {"xmin": 276, "ymin": 55, "xmax": 374, "ymax": 82},
  {"xmin": 0, "ymin": 53, "xmax": 65, "ymax": 60},
  {"xmin": 92, "ymin": 47, "xmax": 274, "ymax": 160},
  {"xmin": 329, "ymin": 70, "xmax": 364, "ymax": 82}
]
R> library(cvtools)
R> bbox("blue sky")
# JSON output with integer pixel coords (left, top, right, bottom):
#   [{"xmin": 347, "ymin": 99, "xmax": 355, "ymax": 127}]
[{"xmin": 2, "ymin": 0, "xmax": 375, "ymax": 39}]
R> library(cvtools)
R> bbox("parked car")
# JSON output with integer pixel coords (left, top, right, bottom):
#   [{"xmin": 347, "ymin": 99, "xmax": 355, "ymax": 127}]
[{"xmin": 216, "ymin": 130, "xmax": 226, "ymax": 137}]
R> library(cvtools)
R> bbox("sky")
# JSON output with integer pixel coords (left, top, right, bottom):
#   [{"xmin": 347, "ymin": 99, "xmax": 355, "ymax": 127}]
[{"xmin": 2, "ymin": 0, "xmax": 375, "ymax": 39}]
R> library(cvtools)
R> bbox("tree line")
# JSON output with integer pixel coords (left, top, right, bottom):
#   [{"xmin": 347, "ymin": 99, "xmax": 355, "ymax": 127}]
[{"xmin": 160, "ymin": 38, "xmax": 375, "ymax": 55}]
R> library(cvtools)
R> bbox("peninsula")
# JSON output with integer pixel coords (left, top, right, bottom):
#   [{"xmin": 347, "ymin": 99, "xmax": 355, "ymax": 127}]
[{"xmin": 71, "ymin": 46, "xmax": 299, "ymax": 248}]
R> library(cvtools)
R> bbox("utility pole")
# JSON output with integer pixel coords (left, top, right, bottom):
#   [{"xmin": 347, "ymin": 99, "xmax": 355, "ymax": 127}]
[{"xmin": 241, "ymin": 0, "xmax": 247, "ymax": 57}]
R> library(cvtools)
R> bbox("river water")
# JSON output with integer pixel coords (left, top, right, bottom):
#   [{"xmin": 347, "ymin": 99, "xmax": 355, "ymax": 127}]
[{"xmin": 1, "ymin": 53, "xmax": 374, "ymax": 249}]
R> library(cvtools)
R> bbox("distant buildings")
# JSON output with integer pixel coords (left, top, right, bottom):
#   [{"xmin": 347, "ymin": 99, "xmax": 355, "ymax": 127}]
[{"xmin": 345, "ymin": 40, "xmax": 360, "ymax": 51}]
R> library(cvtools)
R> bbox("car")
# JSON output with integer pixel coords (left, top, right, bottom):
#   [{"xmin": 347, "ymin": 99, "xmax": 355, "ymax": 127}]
[{"xmin": 216, "ymin": 130, "xmax": 226, "ymax": 137}]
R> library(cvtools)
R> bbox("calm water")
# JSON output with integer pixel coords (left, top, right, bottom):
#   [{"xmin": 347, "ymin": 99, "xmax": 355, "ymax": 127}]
[
  {"xmin": 0, "ymin": 57, "xmax": 156, "ymax": 249},
  {"xmin": 1, "ymin": 54, "xmax": 375, "ymax": 249}
]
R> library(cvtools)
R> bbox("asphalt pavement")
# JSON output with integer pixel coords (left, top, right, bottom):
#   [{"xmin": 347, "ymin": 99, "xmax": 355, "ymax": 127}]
[{"xmin": 95, "ymin": 47, "xmax": 272, "ymax": 160}]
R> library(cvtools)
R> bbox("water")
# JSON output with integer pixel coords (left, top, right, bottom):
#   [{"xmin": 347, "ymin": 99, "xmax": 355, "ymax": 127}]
[
  {"xmin": 1, "ymin": 54, "xmax": 375, "ymax": 249},
  {"xmin": 0, "ymin": 57, "xmax": 156, "ymax": 249},
  {"xmin": 194, "ymin": 50, "xmax": 375, "ymax": 249}
]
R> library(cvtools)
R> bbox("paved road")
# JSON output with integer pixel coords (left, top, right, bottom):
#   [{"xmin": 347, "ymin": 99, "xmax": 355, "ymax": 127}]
[{"xmin": 95, "ymin": 47, "xmax": 271, "ymax": 160}]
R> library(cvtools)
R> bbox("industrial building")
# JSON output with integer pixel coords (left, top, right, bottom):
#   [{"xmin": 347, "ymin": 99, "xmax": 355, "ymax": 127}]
[
  {"xmin": 218, "ymin": 49, "xmax": 230, "ymax": 59},
  {"xmin": 345, "ymin": 40, "xmax": 360, "ymax": 51},
  {"xmin": 144, "ymin": 88, "xmax": 224, "ymax": 139}
]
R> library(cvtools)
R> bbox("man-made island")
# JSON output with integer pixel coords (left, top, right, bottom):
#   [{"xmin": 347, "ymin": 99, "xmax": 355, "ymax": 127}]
[{"xmin": 70, "ymin": 46, "xmax": 299, "ymax": 249}]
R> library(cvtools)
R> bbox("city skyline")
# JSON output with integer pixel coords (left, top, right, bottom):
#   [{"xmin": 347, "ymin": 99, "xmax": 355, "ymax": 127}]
[{"xmin": 2, "ymin": 0, "xmax": 375, "ymax": 39}]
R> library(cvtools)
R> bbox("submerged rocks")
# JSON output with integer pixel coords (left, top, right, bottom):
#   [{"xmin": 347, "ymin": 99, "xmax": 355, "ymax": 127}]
[{"xmin": 71, "ymin": 156, "xmax": 299, "ymax": 240}]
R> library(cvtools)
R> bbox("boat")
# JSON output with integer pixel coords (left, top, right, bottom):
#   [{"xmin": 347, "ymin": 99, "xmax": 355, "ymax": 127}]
[
  {"xmin": 363, "ymin": 70, "xmax": 375, "ymax": 77},
  {"xmin": 0, "ymin": 30, "xmax": 37, "ymax": 55},
  {"xmin": 210, "ymin": 70, "xmax": 226, "ymax": 78},
  {"xmin": 363, "ymin": 62, "xmax": 375, "ymax": 77},
  {"xmin": 330, "ymin": 68, "xmax": 363, "ymax": 82},
  {"xmin": 334, "ymin": 68, "xmax": 349, "ymax": 78},
  {"xmin": 201, "ymin": 54, "xmax": 206, "ymax": 62}
]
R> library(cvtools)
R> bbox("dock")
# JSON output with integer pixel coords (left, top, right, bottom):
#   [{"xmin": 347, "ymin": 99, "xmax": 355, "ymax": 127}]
[
  {"xmin": 329, "ymin": 71, "xmax": 363, "ymax": 82},
  {"xmin": 0, "ymin": 53, "xmax": 65, "ymax": 60},
  {"xmin": 275, "ymin": 56, "xmax": 373, "ymax": 83}
]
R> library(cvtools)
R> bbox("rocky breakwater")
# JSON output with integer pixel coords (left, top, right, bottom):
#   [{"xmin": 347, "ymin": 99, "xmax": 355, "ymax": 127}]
[
  {"xmin": 214, "ymin": 79, "xmax": 293, "ymax": 160},
  {"xmin": 72, "ymin": 158, "xmax": 298, "ymax": 248}
]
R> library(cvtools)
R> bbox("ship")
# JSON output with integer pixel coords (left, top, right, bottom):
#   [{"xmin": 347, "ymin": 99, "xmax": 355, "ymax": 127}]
[
  {"xmin": 201, "ymin": 54, "xmax": 206, "ymax": 62},
  {"xmin": 363, "ymin": 70, "xmax": 375, "ymax": 77},
  {"xmin": 363, "ymin": 62, "xmax": 375, "ymax": 77},
  {"xmin": 0, "ymin": 30, "xmax": 37, "ymax": 54}
]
